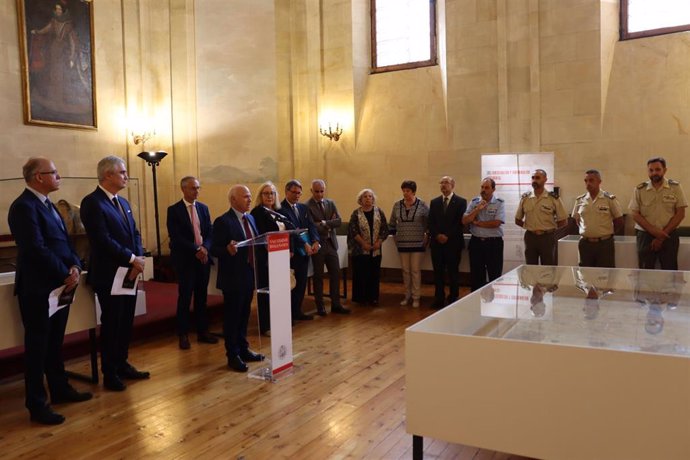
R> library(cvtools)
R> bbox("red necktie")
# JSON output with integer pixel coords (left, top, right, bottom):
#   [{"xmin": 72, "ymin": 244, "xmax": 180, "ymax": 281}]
[
  {"xmin": 242, "ymin": 215, "xmax": 254, "ymax": 267},
  {"xmin": 189, "ymin": 204, "xmax": 203, "ymax": 246}
]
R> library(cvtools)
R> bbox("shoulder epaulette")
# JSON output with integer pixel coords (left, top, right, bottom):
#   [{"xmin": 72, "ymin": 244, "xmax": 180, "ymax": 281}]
[
  {"xmin": 548, "ymin": 191, "xmax": 558, "ymax": 198},
  {"xmin": 496, "ymin": 197, "xmax": 504, "ymax": 202},
  {"xmin": 576, "ymin": 193, "xmax": 587, "ymax": 200},
  {"xmin": 669, "ymin": 179, "xmax": 680, "ymax": 185},
  {"xmin": 603, "ymin": 191, "xmax": 615, "ymax": 199},
  {"xmin": 636, "ymin": 182, "xmax": 647, "ymax": 189},
  {"xmin": 471, "ymin": 197, "xmax": 481, "ymax": 202},
  {"xmin": 521, "ymin": 191, "xmax": 531, "ymax": 198}
]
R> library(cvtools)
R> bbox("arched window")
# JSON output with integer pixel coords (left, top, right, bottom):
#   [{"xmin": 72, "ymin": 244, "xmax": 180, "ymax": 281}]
[
  {"xmin": 621, "ymin": 0, "xmax": 690, "ymax": 40},
  {"xmin": 371, "ymin": 0, "xmax": 437, "ymax": 73}
]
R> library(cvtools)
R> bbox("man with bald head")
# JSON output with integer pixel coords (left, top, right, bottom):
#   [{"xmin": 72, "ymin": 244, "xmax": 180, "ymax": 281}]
[
  {"xmin": 428, "ymin": 176, "xmax": 467, "ymax": 308},
  {"xmin": 9, "ymin": 157, "xmax": 91, "ymax": 425},
  {"xmin": 211, "ymin": 185, "xmax": 265, "ymax": 372}
]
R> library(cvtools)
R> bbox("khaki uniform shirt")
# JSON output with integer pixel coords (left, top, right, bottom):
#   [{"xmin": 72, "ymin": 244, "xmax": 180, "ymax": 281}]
[
  {"xmin": 572, "ymin": 190, "xmax": 623, "ymax": 238},
  {"xmin": 629, "ymin": 178, "xmax": 687, "ymax": 231},
  {"xmin": 518, "ymin": 265, "xmax": 563, "ymax": 290},
  {"xmin": 515, "ymin": 190, "xmax": 567, "ymax": 232}
]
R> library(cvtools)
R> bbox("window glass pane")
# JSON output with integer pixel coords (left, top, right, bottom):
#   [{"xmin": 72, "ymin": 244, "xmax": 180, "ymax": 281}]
[
  {"xmin": 375, "ymin": 0, "xmax": 431, "ymax": 68},
  {"xmin": 627, "ymin": 0, "xmax": 690, "ymax": 33}
]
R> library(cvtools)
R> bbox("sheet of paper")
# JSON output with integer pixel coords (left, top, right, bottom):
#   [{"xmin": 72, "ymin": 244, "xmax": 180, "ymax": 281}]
[
  {"xmin": 48, "ymin": 284, "xmax": 77, "ymax": 317},
  {"xmin": 111, "ymin": 266, "xmax": 140, "ymax": 296}
]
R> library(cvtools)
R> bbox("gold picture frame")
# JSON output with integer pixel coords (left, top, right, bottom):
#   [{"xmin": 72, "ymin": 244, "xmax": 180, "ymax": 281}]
[{"xmin": 16, "ymin": 0, "xmax": 97, "ymax": 129}]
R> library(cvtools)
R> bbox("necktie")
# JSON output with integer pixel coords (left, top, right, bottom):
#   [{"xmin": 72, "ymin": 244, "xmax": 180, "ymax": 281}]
[
  {"xmin": 113, "ymin": 196, "xmax": 128, "ymax": 224},
  {"xmin": 318, "ymin": 201, "xmax": 325, "ymax": 217},
  {"xmin": 44, "ymin": 198, "xmax": 65, "ymax": 231},
  {"xmin": 443, "ymin": 196, "xmax": 449, "ymax": 211},
  {"xmin": 242, "ymin": 214, "xmax": 254, "ymax": 267},
  {"xmin": 189, "ymin": 204, "xmax": 203, "ymax": 246},
  {"xmin": 293, "ymin": 203, "xmax": 299, "ymax": 219}
]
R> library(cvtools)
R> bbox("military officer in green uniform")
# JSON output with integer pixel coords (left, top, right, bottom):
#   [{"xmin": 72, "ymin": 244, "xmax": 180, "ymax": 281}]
[
  {"xmin": 515, "ymin": 169, "xmax": 567, "ymax": 265},
  {"xmin": 572, "ymin": 169, "xmax": 624, "ymax": 267},
  {"xmin": 629, "ymin": 157, "xmax": 687, "ymax": 270}
]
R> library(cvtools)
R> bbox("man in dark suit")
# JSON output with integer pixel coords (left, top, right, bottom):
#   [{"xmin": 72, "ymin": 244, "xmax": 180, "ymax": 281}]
[
  {"xmin": 278, "ymin": 179, "xmax": 320, "ymax": 321},
  {"xmin": 428, "ymin": 176, "xmax": 467, "ymax": 308},
  {"xmin": 80, "ymin": 155, "xmax": 149, "ymax": 391},
  {"xmin": 166, "ymin": 176, "xmax": 218, "ymax": 350},
  {"xmin": 306, "ymin": 179, "xmax": 350, "ymax": 315},
  {"xmin": 211, "ymin": 184, "xmax": 265, "ymax": 372},
  {"xmin": 8, "ymin": 157, "xmax": 92, "ymax": 425}
]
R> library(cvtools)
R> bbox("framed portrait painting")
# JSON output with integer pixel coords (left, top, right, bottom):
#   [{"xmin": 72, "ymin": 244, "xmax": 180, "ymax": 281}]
[{"xmin": 17, "ymin": 0, "xmax": 97, "ymax": 129}]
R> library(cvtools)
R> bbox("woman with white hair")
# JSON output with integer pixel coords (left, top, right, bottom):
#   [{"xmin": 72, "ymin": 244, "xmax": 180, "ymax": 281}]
[{"xmin": 347, "ymin": 188, "xmax": 389, "ymax": 306}]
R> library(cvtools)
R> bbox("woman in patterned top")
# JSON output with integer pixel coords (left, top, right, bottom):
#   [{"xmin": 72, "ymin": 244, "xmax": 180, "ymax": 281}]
[{"xmin": 388, "ymin": 180, "xmax": 429, "ymax": 308}]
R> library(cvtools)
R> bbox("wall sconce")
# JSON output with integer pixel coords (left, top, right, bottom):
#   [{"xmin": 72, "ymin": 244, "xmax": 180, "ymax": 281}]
[
  {"xmin": 319, "ymin": 123, "xmax": 343, "ymax": 141},
  {"xmin": 131, "ymin": 129, "xmax": 155, "ymax": 147}
]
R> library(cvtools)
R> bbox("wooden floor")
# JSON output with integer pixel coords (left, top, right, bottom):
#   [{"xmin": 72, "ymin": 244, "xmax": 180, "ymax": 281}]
[{"xmin": 0, "ymin": 282, "xmax": 532, "ymax": 460}]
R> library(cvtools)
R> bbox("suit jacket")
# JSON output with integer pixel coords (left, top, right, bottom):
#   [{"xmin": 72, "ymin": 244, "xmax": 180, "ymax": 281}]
[
  {"xmin": 305, "ymin": 197, "xmax": 341, "ymax": 249},
  {"xmin": 277, "ymin": 199, "xmax": 320, "ymax": 256},
  {"xmin": 166, "ymin": 199, "xmax": 213, "ymax": 267},
  {"xmin": 8, "ymin": 189, "xmax": 81, "ymax": 300},
  {"xmin": 428, "ymin": 193, "xmax": 467, "ymax": 250},
  {"xmin": 80, "ymin": 187, "xmax": 144, "ymax": 291},
  {"xmin": 210, "ymin": 209, "xmax": 258, "ymax": 292}
]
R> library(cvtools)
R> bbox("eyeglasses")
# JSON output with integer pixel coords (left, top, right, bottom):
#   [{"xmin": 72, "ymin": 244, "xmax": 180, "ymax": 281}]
[
  {"xmin": 38, "ymin": 170, "xmax": 58, "ymax": 176},
  {"xmin": 261, "ymin": 191, "xmax": 275, "ymax": 196},
  {"xmin": 287, "ymin": 189, "xmax": 302, "ymax": 195}
]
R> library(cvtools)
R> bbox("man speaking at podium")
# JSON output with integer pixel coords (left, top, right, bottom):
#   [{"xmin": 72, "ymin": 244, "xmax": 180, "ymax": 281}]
[{"xmin": 211, "ymin": 185, "xmax": 265, "ymax": 372}]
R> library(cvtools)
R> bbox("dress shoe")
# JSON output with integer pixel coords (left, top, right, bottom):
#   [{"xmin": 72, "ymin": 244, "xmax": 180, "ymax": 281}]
[
  {"xmin": 197, "ymin": 332, "xmax": 219, "ymax": 344},
  {"xmin": 295, "ymin": 313, "xmax": 314, "ymax": 321},
  {"xmin": 104, "ymin": 375, "xmax": 126, "ymax": 392},
  {"xmin": 446, "ymin": 296, "xmax": 458, "ymax": 305},
  {"xmin": 316, "ymin": 308, "xmax": 328, "ymax": 317},
  {"xmin": 412, "ymin": 299, "xmax": 420, "ymax": 308},
  {"xmin": 400, "ymin": 297, "xmax": 411, "ymax": 306},
  {"xmin": 118, "ymin": 364, "xmax": 150, "ymax": 380},
  {"xmin": 332, "ymin": 306, "xmax": 351, "ymax": 315},
  {"xmin": 228, "ymin": 355, "xmax": 248, "ymax": 372},
  {"xmin": 179, "ymin": 334, "xmax": 191, "ymax": 350},
  {"xmin": 51, "ymin": 387, "xmax": 93, "ymax": 404},
  {"xmin": 261, "ymin": 330, "xmax": 271, "ymax": 337},
  {"xmin": 240, "ymin": 350, "xmax": 265, "ymax": 362},
  {"xmin": 370, "ymin": 300, "xmax": 379, "ymax": 307},
  {"xmin": 30, "ymin": 407, "xmax": 65, "ymax": 425}
]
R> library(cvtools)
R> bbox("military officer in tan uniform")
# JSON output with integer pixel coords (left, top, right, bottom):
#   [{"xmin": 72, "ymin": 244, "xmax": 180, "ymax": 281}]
[
  {"xmin": 629, "ymin": 157, "xmax": 687, "ymax": 270},
  {"xmin": 515, "ymin": 169, "xmax": 567, "ymax": 265},
  {"xmin": 572, "ymin": 169, "xmax": 624, "ymax": 267}
]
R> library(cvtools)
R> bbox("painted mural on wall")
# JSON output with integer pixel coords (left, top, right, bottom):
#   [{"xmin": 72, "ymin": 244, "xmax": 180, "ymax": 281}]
[
  {"xmin": 17, "ymin": 0, "xmax": 96, "ymax": 129},
  {"xmin": 201, "ymin": 156, "xmax": 278, "ymax": 184}
]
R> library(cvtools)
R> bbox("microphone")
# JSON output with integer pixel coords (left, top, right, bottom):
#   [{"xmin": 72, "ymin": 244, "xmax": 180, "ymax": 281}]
[{"xmin": 266, "ymin": 208, "xmax": 295, "ymax": 228}]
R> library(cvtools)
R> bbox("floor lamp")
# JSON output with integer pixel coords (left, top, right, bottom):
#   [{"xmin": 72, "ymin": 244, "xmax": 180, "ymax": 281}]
[{"xmin": 138, "ymin": 150, "xmax": 168, "ymax": 257}]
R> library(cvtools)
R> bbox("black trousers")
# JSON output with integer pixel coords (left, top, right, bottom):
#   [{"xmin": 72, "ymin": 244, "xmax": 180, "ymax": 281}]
[
  {"xmin": 311, "ymin": 240, "xmax": 342, "ymax": 309},
  {"xmin": 222, "ymin": 287, "xmax": 253, "ymax": 357},
  {"xmin": 468, "ymin": 236, "xmax": 504, "ymax": 291},
  {"xmin": 430, "ymin": 243, "xmax": 461, "ymax": 302},
  {"xmin": 256, "ymin": 251, "xmax": 270, "ymax": 334},
  {"xmin": 523, "ymin": 231, "xmax": 556, "ymax": 265},
  {"xmin": 578, "ymin": 237, "xmax": 615, "ymax": 268},
  {"xmin": 174, "ymin": 259, "xmax": 211, "ymax": 336},
  {"xmin": 637, "ymin": 230, "xmax": 679, "ymax": 270},
  {"xmin": 96, "ymin": 290, "xmax": 137, "ymax": 378},
  {"xmin": 352, "ymin": 254, "xmax": 382, "ymax": 303},
  {"xmin": 290, "ymin": 254, "xmax": 309, "ymax": 316},
  {"xmin": 17, "ymin": 295, "xmax": 70, "ymax": 412}
]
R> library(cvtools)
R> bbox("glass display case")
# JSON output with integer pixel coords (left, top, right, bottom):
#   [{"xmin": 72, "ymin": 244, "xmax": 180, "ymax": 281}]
[{"xmin": 406, "ymin": 265, "xmax": 690, "ymax": 460}]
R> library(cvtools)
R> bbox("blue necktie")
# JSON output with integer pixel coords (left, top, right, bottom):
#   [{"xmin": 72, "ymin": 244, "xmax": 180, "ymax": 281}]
[{"xmin": 45, "ymin": 198, "xmax": 65, "ymax": 231}]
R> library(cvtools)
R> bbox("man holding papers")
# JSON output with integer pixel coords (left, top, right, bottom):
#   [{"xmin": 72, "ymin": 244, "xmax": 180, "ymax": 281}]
[
  {"xmin": 80, "ymin": 156, "xmax": 149, "ymax": 391},
  {"xmin": 8, "ymin": 157, "xmax": 91, "ymax": 425}
]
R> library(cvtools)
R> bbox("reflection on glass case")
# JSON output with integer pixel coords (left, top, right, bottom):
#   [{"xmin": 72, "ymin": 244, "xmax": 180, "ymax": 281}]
[
  {"xmin": 0, "ymin": 177, "xmax": 141, "ymax": 271},
  {"xmin": 411, "ymin": 265, "xmax": 690, "ymax": 358}
]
